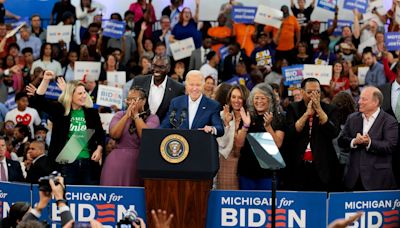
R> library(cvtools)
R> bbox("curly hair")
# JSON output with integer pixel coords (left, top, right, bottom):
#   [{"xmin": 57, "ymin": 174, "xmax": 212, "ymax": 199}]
[{"xmin": 331, "ymin": 91, "xmax": 356, "ymax": 125}]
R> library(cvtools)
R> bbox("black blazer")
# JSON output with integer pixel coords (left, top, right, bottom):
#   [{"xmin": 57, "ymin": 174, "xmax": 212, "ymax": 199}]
[
  {"xmin": 26, "ymin": 155, "xmax": 51, "ymax": 184},
  {"xmin": 6, "ymin": 159, "xmax": 24, "ymax": 182},
  {"xmin": 131, "ymin": 75, "xmax": 185, "ymax": 121},
  {"xmin": 222, "ymin": 50, "xmax": 249, "ymax": 82},
  {"xmin": 338, "ymin": 110, "xmax": 398, "ymax": 190},
  {"xmin": 379, "ymin": 82, "xmax": 396, "ymax": 117}
]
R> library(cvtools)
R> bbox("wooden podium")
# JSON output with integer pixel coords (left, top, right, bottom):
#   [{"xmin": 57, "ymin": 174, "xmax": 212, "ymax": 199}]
[{"xmin": 138, "ymin": 129, "xmax": 219, "ymax": 228}]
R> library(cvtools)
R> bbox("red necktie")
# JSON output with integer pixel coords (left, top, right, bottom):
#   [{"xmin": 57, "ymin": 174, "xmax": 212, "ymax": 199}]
[
  {"xmin": 303, "ymin": 115, "xmax": 314, "ymax": 162},
  {"xmin": 0, "ymin": 162, "xmax": 7, "ymax": 181}
]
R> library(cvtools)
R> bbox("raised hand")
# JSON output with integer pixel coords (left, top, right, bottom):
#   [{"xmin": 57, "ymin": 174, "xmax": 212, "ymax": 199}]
[
  {"xmin": 26, "ymin": 83, "xmax": 37, "ymax": 96},
  {"xmin": 43, "ymin": 70, "xmax": 55, "ymax": 81},
  {"xmin": 239, "ymin": 107, "xmax": 251, "ymax": 126},
  {"xmin": 56, "ymin": 77, "xmax": 66, "ymax": 91},
  {"xmin": 141, "ymin": 22, "xmax": 148, "ymax": 31},
  {"xmin": 223, "ymin": 104, "xmax": 232, "ymax": 126},
  {"xmin": 263, "ymin": 112, "xmax": 273, "ymax": 128},
  {"xmin": 306, "ymin": 101, "xmax": 315, "ymax": 116}
]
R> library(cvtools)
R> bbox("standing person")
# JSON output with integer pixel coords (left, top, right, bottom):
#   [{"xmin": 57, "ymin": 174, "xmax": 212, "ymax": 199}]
[
  {"xmin": 100, "ymin": 87, "xmax": 159, "ymax": 186},
  {"xmin": 170, "ymin": 3, "xmax": 201, "ymax": 49},
  {"xmin": 50, "ymin": 0, "xmax": 76, "ymax": 25},
  {"xmin": 76, "ymin": 0, "xmax": 105, "ymax": 40},
  {"xmin": 25, "ymin": 140, "xmax": 50, "ymax": 184},
  {"xmin": 31, "ymin": 43, "xmax": 63, "ymax": 77},
  {"xmin": 30, "ymin": 15, "xmax": 47, "ymax": 44},
  {"xmin": 0, "ymin": 136, "xmax": 24, "ymax": 182},
  {"xmin": 161, "ymin": 0, "xmax": 183, "ymax": 29},
  {"xmin": 62, "ymin": 50, "xmax": 78, "ymax": 82},
  {"xmin": 0, "ymin": 0, "xmax": 20, "ymax": 24},
  {"xmin": 27, "ymin": 71, "xmax": 105, "ymax": 185},
  {"xmin": 330, "ymin": 62, "xmax": 350, "ymax": 97},
  {"xmin": 217, "ymin": 84, "xmax": 249, "ymax": 189},
  {"xmin": 16, "ymin": 25, "xmax": 42, "ymax": 60},
  {"xmin": 129, "ymin": 0, "xmax": 156, "ymax": 40},
  {"xmin": 339, "ymin": 87, "xmax": 398, "ymax": 190},
  {"xmin": 237, "ymin": 83, "xmax": 285, "ymax": 190},
  {"xmin": 290, "ymin": 0, "xmax": 315, "ymax": 27},
  {"xmin": 363, "ymin": 47, "xmax": 387, "ymax": 87},
  {"xmin": 285, "ymin": 78, "xmax": 341, "ymax": 191}
]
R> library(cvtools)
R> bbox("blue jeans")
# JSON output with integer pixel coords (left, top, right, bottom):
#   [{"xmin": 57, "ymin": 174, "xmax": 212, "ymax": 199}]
[{"xmin": 239, "ymin": 176, "xmax": 276, "ymax": 190}]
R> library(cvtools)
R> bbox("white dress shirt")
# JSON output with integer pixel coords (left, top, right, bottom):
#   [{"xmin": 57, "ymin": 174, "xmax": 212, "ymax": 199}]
[
  {"xmin": 188, "ymin": 94, "xmax": 202, "ymax": 129},
  {"xmin": 0, "ymin": 158, "xmax": 8, "ymax": 181},
  {"xmin": 148, "ymin": 77, "xmax": 167, "ymax": 115},
  {"xmin": 350, "ymin": 108, "xmax": 380, "ymax": 149},
  {"xmin": 391, "ymin": 80, "xmax": 400, "ymax": 114}
]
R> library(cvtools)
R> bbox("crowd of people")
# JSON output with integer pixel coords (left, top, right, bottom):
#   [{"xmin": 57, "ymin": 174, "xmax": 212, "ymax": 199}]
[{"xmin": 0, "ymin": 0, "xmax": 399, "ymax": 197}]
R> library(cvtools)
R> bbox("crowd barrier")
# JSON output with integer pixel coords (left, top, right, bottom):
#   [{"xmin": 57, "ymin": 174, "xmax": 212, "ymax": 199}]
[{"xmin": 0, "ymin": 182, "xmax": 399, "ymax": 228}]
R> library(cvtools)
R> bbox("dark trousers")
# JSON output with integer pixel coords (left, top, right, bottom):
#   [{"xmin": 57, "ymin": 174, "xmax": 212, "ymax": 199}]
[
  {"xmin": 62, "ymin": 159, "xmax": 98, "ymax": 185},
  {"xmin": 239, "ymin": 176, "xmax": 275, "ymax": 190},
  {"xmin": 295, "ymin": 162, "xmax": 328, "ymax": 191}
]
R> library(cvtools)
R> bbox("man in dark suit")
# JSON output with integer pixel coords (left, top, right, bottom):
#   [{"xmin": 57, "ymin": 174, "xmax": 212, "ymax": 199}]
[
  {"xmin": 26, "ymin": 140, "xmax": 51, "ymax": 183},
  {"xmin": 189, "ymin": 37, "xmax": 212, "ymax": 71},
  {"xmin": 379, "ymin": 63, "xmax": 400, "ymax": 188},
  {"xmin": 131, "ymin": 55, "xmax": 185, "ymax": 121},
  {"xmin": 285, "ymin": 78, "xmax": 341, "ymax": 191},
  {"xmin": 161, "ymin": 70, "xmax": 224, "ymax": 136},
  {"xmin": 222, "ymin": 42, "xmax": 250, "ymax": 82},
  {"xmin": 339, "ymin": 86, "xmax": 398, "ymax": 190},
  {"xmin": 0, "ymin": 137, "xmax": 24, "ymax": 182}
]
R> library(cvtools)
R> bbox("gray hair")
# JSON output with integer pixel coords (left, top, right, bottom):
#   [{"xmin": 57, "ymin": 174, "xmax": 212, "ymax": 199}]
[{"xmin": 247, "ymin": 83, "xmax": 278, "ymax": 117}]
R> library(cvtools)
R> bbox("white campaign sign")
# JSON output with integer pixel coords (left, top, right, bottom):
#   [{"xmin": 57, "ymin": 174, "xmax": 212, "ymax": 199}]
[
  {"xmin": 254, "ymin": 5, "xmax": 283, "ymax": 28},
  {"xmin": 74, "ymin": 61, "xmax": 101, "ymax": 81},
  {"xmin": 170, "ymin": 37, "xmax": 195, "ymax": 61},
  {"xmin": 303, "ymin": 64, "xmax": 332, "ymax": 86},
  {"xmin": 107, "ymin": 71, "xmax": 126, "ymax": 88},
  {"xmin": 46, "ymin": 25, "xmax": 72, "ymax": 43},
  {"xmin": 96, "ymin": 85, "xmax": 123, "ymax": 109},
  {"xmin": 357, "ymin": 66, "xmax": 369, "ymax": 85}
]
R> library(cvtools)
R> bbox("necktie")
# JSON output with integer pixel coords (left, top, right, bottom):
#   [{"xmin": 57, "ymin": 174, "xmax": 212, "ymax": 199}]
[
  {"xmin": 395, "ymin": 91, "xmax": 400, "ymax": 122},
  {"xmin": 0, "ymin": 162, "xmax": 7, "ymax": 181}
]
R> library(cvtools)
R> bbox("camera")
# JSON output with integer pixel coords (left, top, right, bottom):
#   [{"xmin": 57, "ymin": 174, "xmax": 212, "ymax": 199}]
[
  {"xmin": 117, "ymin": 208, "xmax": 140, "ymax": 227},
  {"xmin": 38, "ymin": 171, "xmax": 61, "ymax": 192}
]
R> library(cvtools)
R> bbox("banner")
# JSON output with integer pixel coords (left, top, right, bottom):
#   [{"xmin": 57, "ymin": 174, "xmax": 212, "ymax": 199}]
[
  {"xmin": 32, "ymin": 185, "xmax": 146, "ymax": 226},
  {"xmin": 45, "ymin": 81, "xmax": 62, "ymax": 100},
  {"xmin": 343, "ymin": 0, "xmax": 368, "ymax": 14},
  {"xmin": 328, "ymin": 19, "xmax": 352, "ymax": 36},
  {"xmin": 102, "ymin": 20, "xmax": 126, "ymax": 39},
  {"xmin": 358, "ymin": 66, "xmax": 369, "ymax": 85},
  {"xmin": 385, "ymin": 32, "xmax": 400, "ymax": 51},
  {"xmin": 74, "ymin": 61, "xmax": 101, "ymax": 81},
  {"xmin": 107, "ymin": 71, "xmax": 126, "ymax": 88},
  {"xmin": 283, "ymin": 65, "xmax": 304, "ymax": 86},
  {"xmin": 0, "ymin": 182, "xmax": 31, "ymax": 219},
  {"xmin": 100, "ymin": 113, "xmax": 114, "ymax": 134},
  {"xmin": 254, "ymin": 5, "xmax": 283, "ymax": 28},
  {"xmin": 231, "ymin": 6, "xmax": 257, "ymax": 24},
  {"xmin": 317, "ymin": 0, "xmax": 336, "ymax": 12},
  {"xmin": 303, "ymin": 64, "xmax": 332, "ymax": 86},
  {"xmin": 170, "ymin": 37, "xmax": 195, "ymax": 61},
  {"xmin": 96, "ymin": 85, "xmax": 123, "ymax": 109},
  {"xmin": 46, "ymin": 25, "xmax": 72, "ymax": 43},
  {"xmin": 328, "ymin": 191, "xmax": 400, "ymax": 228},
  {"xmin": 206, "ymin": 190, "xmax": 327, "ymax": 228}
]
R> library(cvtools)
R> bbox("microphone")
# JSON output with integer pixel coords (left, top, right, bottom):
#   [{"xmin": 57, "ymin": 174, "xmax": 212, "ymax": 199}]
[
  {"xmin": 178, "ymin": 108, "xmax": 187, "ymax": 128},
  {"xmin": 169, "ymin": 108, "xmax": 177, "ymax": 128}
]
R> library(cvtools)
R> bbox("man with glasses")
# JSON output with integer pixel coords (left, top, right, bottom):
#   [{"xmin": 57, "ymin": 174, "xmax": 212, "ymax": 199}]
[
  {"xmin": 285, "ymin": 78, "xmax": 341, "ymax": 191},
  {"xmin": 130, "ymin": 55, "xmax": 184, "ymax": 121}
]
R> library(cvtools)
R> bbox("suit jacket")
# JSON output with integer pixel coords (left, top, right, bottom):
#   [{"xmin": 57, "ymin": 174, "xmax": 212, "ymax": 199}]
[
  {"xmin": 26, "ymin": 155, "xmax": 51, "ymax": 184},
  {"xmin": 338, "ymin": 110, "xmax": 398, "ymax": 190},
  {"xmin": 131, "ymin": 75, "xmax": 185, "ymax": 121},
  {"xmin": 6, "ymin": 159, "xmax": 24, "ymax": 182},
  {"xmin": 285, "ymin": 101, "xmax": 341, "ymax": 190},
  {"xmin": 379, "ymin": 82, "xmax": 396, "ymax": 117},
  {"xmin": 222, "ymin": 50, "xmax": 249, "ymax": 82},
  {"xmin": 160, "ymin": 95, "xmax": 224, "ymax": 137},
  {"xmin": 189, "ymin": 48, "xmax": 205, "ymax": 71}
]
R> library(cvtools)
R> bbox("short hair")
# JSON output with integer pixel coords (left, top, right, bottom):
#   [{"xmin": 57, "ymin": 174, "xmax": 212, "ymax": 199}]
[
  {"xmin": 15, "ymin": 123, "xmax": 31, "ymax": 138},
  {"xmin": 301, "ymin": 77, "xmax": 320, "ymax": 89},
  {"xmin": 8, "ymin": 43, "xmax": 20, "ymax": 51},
  {"xmin": 30, "ymin": 14, "xmax": 40, "ymax": 21},
  {"xmin": 20, "ymin": 24, "xmax": 31, "ymax": 33},
  {"xmin": 124, "ymin": 10, "xmax": 134, "ymax": 18},
  {"xmin": 331, "ymin": 91, "xmax": 356, "ymax": 125},
  {"xmin": 372, "ymin": 88, "xmax": 383, "ymax": 106},
  {"xmin": 175, "ymin": 61, "xmax": 185, "ymax": 68},
  {"xmin": 21, "ymin": 47, "xmax": 33, "ymax": 54},
  {"xmin": 186, "ymin": 70, "xmax": 204, "ymax": 84},
  {"xmin": 206, "ymin": 51, "xmax": 217, "ymax": 61},
  {"xmin": 31, "ymin": 140, "xmax": 46, "ymax": 151},
  {"xmin": 362, "ymin": 47, "xmax": 374, "ymax": 57},
  {"xmin": 160, "ymin": 15, "xmax": 170, "ymax": 22},
  {"xmin": 15, "ymin": 92, "xmax": 28, "ymax": 102},
  {"xmin": 153, "ymin": 55, "xmax": 171, "ymax": 68}
]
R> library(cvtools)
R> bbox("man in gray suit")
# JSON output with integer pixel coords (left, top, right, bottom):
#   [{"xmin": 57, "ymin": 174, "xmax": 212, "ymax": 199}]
[
  {"xmin": 131, "ymin": 55, "xmax": 185, "ymax": 121},
  {"xmin": 189, "ymin": 37, "xmax": 212, "ymax": 70},
  {"xmin": 338, "ymin": 86, "xmax": 398, "ymax": 190}
]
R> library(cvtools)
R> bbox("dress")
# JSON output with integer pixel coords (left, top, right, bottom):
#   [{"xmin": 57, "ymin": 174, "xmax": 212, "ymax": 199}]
[{"xmin": 100, "ymin": 112, "xmax": 160, "ymax": 186}]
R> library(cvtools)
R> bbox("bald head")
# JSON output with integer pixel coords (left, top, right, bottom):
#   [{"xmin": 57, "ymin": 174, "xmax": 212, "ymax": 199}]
[
  {"xmin": 27, "ymin": 140, "xmax": 45, "ymax": 159},
  {"xmin": 185, "ymin": 70, "xmax": 204, "ymax": 101},
  {"xmin": 359, "ymin": 86, "xmax": 382, "ymax": 117}
]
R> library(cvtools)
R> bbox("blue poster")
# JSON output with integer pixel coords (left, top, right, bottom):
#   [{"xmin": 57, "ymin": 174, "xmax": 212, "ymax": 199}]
[
  {"xmin": 283, "ymin": 65, "xmax": 304, "ymax": 86},
  {"xmin": 343, "ymin": 0, "xmax": 368, "ymax": 14},
  {"xmin": 317, "ymin": 0, "xmax": 336, "ymax": 12},
  {"xmin": 102, "ymin": 20, "xmax": 126, "ymax": 39},
  {"xmin": 45, "ymin": 81, "xmax": 62, "ymax": 100},
  {"xmin": 231, "ymin": 6, "xmax": 257, "ymax": 24},
  {"xmin": 206, "ymin": 190, "xmax": 327, "ymax": 228},
  {"xmin": 0, "ymin": 182, "xmax": 31, "ymax": 219},
  {"xmin": 385, "ymin": 32, "xmax": 400, "ymax": 51},
  {"xmin": 32, "ymin": 185, "xmax": 146, "ymax": 226},
  {"xmin": 327, "ymin": 19, "xmax": 353, "ymax": 36},
  {"xmin": 328, "ymin": 191, "xmax": 400, "ymax": 228}
]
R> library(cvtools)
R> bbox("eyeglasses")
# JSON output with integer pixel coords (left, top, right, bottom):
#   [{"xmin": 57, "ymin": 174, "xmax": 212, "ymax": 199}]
[{"xmin": 125, "ymin": 97, "xmax": 143, "ymax": 102}]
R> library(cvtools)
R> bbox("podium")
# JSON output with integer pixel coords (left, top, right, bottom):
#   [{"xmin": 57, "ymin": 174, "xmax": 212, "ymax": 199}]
[{"xmin": 138, "ymin": 129, "xmax": 219, "ymax": 228}]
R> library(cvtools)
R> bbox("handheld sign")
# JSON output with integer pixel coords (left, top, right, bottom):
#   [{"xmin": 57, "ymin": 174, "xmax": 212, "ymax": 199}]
[
  {"xmin": 96, "ymin": 85, "xmax": 123, "ymax": 109},
  {"xmin": 74, "ymin": 61, "xmax": 101, "ymax": 81},
  {"xmin": 47, "ymin": 25, "xmax": 72, "ymax": 43}
]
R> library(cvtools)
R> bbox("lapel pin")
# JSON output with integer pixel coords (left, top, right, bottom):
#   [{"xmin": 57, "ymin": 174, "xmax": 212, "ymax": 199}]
[
  {"xmin": 202, "ymin": 106, "xmax": 206, "ymax": 110},
  {"xmin": 8, "ymin": 163, "xmax": 11, "ymax": 167},
  {"xmin": 168, "ymin": 88, "xmax": 172, "ymax": 91}
]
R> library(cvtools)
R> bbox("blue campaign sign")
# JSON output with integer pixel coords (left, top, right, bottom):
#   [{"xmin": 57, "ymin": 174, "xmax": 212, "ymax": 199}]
[
  {"xmin": 231, "ymin": 6, "xmax": 257, "ymax": 24},
  {"xmin": 328, "ymin": 19, "xmax": 353, "ymax": 36},
  {"xmin": 328, "ymin": 190, "xmax": 400, "ymax": 228},
  {"xmin": 45, "ymin": 81, "xmax": 62, "ymax": 100},
  {"xmin": 385, "ymin": 32, "xmax": 400, "ymax": 51},
  {"xmin": 102, "ymin": 20, "xmax": 126, "ymax": 39},
  {"xmin": 0, "ymin": 182, "xmax": 31, "ymax": 219},
  {"xmin": 206, "ymin": 190, "xmax": 327, "ymax": 228},
  {"xmin": 283, "ymin": 65, "xmax": 304, "ymax": 86},
  {"xmin": 317, "ymin": 0, "xmax": 336, "ymax": 12},
  {"xmin": 32, "ymin": 185, "xmax": 146, "ymax": 226},
  {"xmin": 343, "ymin": 0, "xmax": 368, "ymax": 14}
]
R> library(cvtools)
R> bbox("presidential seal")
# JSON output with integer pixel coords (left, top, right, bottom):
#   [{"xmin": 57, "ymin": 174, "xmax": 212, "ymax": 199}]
[{"xmin": 160, "ymin": 134, "xmax": 189, "ymax": 163}]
